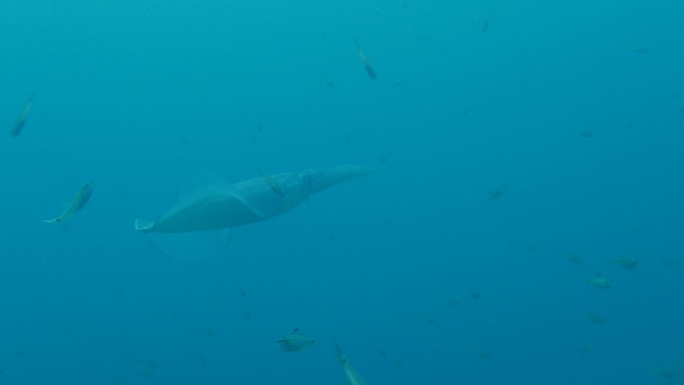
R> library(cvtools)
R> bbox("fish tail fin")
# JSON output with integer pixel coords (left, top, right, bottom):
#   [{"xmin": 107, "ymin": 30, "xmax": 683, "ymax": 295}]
[{"xmin": 134, "ymin": 219, "xmax": 155, "ymax": 232}]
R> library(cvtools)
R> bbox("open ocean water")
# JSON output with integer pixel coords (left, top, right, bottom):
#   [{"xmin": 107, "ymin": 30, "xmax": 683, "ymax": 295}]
[{"xmin": 1, "ymin": 0, "xmax": 683, "ymax": 384}]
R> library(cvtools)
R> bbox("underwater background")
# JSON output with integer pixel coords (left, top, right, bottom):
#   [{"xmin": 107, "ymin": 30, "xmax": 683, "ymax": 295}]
[{"xmin": 1, "ymin": 0, "xmax": 684, "ymax": 383}]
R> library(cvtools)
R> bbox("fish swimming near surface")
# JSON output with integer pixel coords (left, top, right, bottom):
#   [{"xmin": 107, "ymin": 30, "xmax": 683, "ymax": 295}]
[
  {"xmin": 11, "ymin": 92, "xmax": 34, "ymax": 138},
  {"xmin": 44, "ymin": 181, "xmax": 94, "ymax": 224},
  {"xmin": 276, "ymin": 329, "xmax": 315, "ymax": 352},
  {"xmin": 135, "ymin": 165, "xmax": 376, "ymax": 234},
  {"xmin": 354, "ymin": 39, "xmax": 377, "ymax": 80},
  {"xmin": 336, "ymin": 344, "xmax": 367, "ymax": 385}
]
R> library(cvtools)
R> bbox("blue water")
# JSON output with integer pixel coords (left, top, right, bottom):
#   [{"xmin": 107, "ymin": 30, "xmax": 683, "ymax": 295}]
[{"xmin": 1, "ymin": 0, "xmax": 684, "ymax": 383}]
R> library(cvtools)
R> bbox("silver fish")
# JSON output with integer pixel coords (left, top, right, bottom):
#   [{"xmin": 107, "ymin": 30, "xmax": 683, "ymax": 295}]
[
  {"xmin": 44, "ymin": 181, "xmax": 94, "ymax": 224},
  {"xmin": 11, "ymin": 93, "xmax": 34, "ymax": 138},
  {"xmin": 336, "ymin": 344, "xmax": 367, "ymax": 385},
  {"xmin": 354, "ymin": 39, "xmax": 377, "ymax": 80}
]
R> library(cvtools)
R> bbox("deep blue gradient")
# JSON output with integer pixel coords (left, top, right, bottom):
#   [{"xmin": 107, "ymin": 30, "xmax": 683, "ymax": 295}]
[{"xmin": 1, "ymin": 0, "xmax": 684, "ymax": 384}]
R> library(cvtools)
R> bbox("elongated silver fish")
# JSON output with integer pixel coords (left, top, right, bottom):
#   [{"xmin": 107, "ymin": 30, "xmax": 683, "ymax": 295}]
[
  {"xmin": 11, "ymin": 93, "xmax": 34, "ymax": 138},
  {"xmin": 354, "ymin": 39, "xmax": 376, "ymax": 80},
  {"xmin": 44, "ymin": 181, "xmax": 94, "ymax": 224},
  {"xmin": 336, "ymin": 344, "xmax": 367, "ymax": 385}
]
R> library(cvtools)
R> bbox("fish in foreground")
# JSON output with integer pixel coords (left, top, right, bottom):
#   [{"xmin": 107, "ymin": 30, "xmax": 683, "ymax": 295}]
[
  {"xmin": 585, "ymin": 274, "xmax": 613, "ymax": 289},
  {"xmin": 44, "ymin": 181, "xmax": 94, "ymax": 224},
  {"xmin": 354, "ymin": 39, "xmax": 377, "ymax": 80},
  {"xmin": 276, "ymin": 329, "xmax": 315, "ymax": 352},
  {"xmin": 135, "ymin": 165, "xmax": 376, "ymax": 234},
  {"xmin": 11, "ymin": 93, "xmax": 34, "ymax": 138},
  {"xmin": 336, "ymin": 344, "xmax": 367, "ymax": 385}
]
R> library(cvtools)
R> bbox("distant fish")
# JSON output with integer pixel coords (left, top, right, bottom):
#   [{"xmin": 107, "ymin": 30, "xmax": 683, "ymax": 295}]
[
  {"xmin": 651, "ymin": 367, "xmax": 678, "ymax": 381},
  {"xmin": 460, "ymin": 106, "xmax": 476, "ymax": 116},
  {"xmin": 579, "ymin": 340, "xmax": 592, "ymax": 356},
  {"xmin": 485, "ymin": 185, "xmax": 507, "ymax": 202},
  {"xmin": 446, "ymin": 296, "xmax": 461, "ymax": 308},
  {"xmin": 609, "ymin": 257, "xmax": 638, "ymax": 271},
  {"xmin": 671, "ymin": 92, "xmax": 684, "ymax": 115},
  {"xmin": 11, "ymin": 92, "xmax": 34, "ymax": 138},
  {"xmin": 320, "ymin": 73, "xmax": 336, "ymax": 88},
  {"xmin": 629, "ymin": 44, "xmax": 649, "ymax": 53},
  {"xmin": 585, "ymin": 274, "xmax": 613, "ymax": 289},
  {"xmin": 480, "ymin": 11, "xmax": 492, "ymax": 33},
  {"xmin": 44, "ymin": 181, "xmax": 94, "ymax": 224},
  {"xmin": 354, "ymin": 39, "xmax": 377, "ymax": 80},
  {"xmin": 276, "ymin": 329, "xmax": 315, "ymax": 352},
  {"xmin": 564, "ymin": 252, "xmax": 582, "ymax": 265},
  {"xmin": 584, "ymin": 313, "xmax": 607, "ymax": 324},
  {"xmin": 469, "ymin": 345, "xmax": 491, "ymax": 359}
]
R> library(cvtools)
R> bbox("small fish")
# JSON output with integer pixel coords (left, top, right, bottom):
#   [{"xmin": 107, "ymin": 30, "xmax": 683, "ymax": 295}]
[
  {"xmin": 469, "ymin": 346, "xmax": 491, "ymax": 359},
  {"xmin": 480, "ymin": 12, "xmax": 492, "ymax": 33},
  {"xmin": 276, "ymin": 329, "xmax": 315, "ymax": 352},
  {"xmin": 579, "ymin": 340, "xmax": 592, "ymax": 356},
  {"xmin": 257, "ymin": 168, "xmax": 286, "ymax": 197},
  {"xmin": 586, "ymin": 274, "xmax": 613, "ymax": 289},
  {"xmin": 660, "ymin": 258, "xmax": 678, "ymax": 267},
  {"xmin": 564, "ymin": 252, "xmax": 582, "ymax": 265},
  {"xmin": 460, "ymin": 106, "xmax": 476, "ymax": 116},
  {"xmin": 447, "ymin": 296, "xmax": 462, "ymax": 308},
  {"xmin": 320, "ymin": 74, "xmax": 336, "ymax": 88},
  {"xmin": 609, "ymin": 257, "xmax": 638, "ymax": 270},
  {"xmin": 584, "ymin": 313, "xmax": 607, "ymax": 324},
  {"xmin": 336, "ymin": 344, "xmax": 367, "ymax": 385},
  {"xmin": 651, "ymin": 367, "xmax": 678, "ymax": 380},
  {"xmin": 485, "ymin": 185, "xmax": 507, "ymax": 202},
  {"xmin": 354, "ymin": 39, "xmax": 377, "ymax": 80},
  {"xmin": 630, "ymin": 44, "xmax": 649, "ymax": 54},
  {"xmin": 44, "ymin": 181, "xmax": 94, "ymax": 224},
  {"xmin": 672, "ymin": 93, "xmax": 684, "ymax": 115},
  {"xmin": 11, "ymin": 93, "xmax": 34, "ymax": 138}
]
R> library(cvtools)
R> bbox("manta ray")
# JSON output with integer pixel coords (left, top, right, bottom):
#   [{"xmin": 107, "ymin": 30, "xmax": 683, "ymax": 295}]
[{"xmin": 135, "ymin": 165, "xmax": 376, "ymax": 234}]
